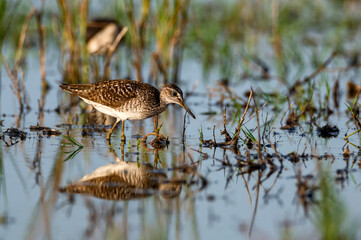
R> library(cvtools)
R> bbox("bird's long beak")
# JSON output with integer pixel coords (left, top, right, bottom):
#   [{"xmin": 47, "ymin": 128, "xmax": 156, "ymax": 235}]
[{"xmin": 178, "ymin": 101, "xmax": 196, "ymax": 119}]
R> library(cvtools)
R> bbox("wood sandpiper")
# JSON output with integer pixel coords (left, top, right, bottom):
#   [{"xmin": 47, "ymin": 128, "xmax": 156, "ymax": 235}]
[
  {"xmin": 86, "ymin": 18, "xmax": 122, "ymax": 54},
  {"xmin": 60, "ymin": 79, "xmax": 195, "ymax": 141}
]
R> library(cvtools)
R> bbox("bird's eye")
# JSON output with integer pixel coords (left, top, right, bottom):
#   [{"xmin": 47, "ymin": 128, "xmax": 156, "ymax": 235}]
[{"xmin": 172, "ymin": 92, "xmax": 177, "ymax": 97}]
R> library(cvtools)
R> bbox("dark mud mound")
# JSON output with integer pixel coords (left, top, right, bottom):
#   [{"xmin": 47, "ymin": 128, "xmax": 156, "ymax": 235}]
[{"xmin": 317, "ymin": 124, "xmax": 339, "ymax": 138}]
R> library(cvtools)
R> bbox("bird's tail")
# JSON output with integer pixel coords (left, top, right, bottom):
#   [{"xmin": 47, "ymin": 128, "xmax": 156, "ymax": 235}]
[{"xmin": 59, "ymin": 84, "xmax": 93, "ymax": 95}]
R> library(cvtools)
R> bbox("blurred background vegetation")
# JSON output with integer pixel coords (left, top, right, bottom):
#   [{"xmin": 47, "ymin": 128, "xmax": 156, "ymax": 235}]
[{"xmin": 0, "ymin": 0, "xmax": 359, "ymax": 85}]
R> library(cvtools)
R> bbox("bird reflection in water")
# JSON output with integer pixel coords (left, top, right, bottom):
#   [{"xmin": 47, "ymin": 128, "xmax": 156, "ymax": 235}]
[{"xmin": 59, "ymin": 151, "xmax": 182, "ymax": 200}]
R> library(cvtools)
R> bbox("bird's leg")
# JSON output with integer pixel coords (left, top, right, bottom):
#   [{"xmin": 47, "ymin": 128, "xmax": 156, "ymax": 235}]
[
  {"xmin": 120, "ymin": 142, "xmax": 125, "ymax": 161},
  {"xmin": 141, "ymin": 116, "xmax": 168, "ymax": 147},
  {"xmin": 121, "ymin": 120, "xmax": 126, "ymax": 143},
  {"xmin": 107, "ymin": 119, "xmax": 120, "ymax": 140},
  {"xmin": 154, "ymin": 115, "xmax": 159, "ymax": 138},
  {"xmin": 153, "ymin": 148, "xmax": 159, "ymax": 168}
]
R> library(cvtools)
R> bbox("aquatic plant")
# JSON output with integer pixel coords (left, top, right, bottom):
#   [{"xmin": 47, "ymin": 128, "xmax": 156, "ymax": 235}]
[
  {"xmin": 56, "ymin": 0, "xmax": 90, "ymax": 83},
  {"xmin": 312, "ymin": 167, "xmax": 356, "ymax": 240},
  {"xmin": 62, "ymin": 135, "xmax": 84, "ymax": 162}
]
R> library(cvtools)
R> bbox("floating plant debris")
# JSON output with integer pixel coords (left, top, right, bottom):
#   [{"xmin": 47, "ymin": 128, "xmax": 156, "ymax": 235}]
[
  {"xmin": 30, "ymin": 124, "xmax": 50, "ymax": 131},
  {"xmin": 30, "ymin": 124, "xmax": 62, "ymax": 136},
  {"xmin": 42, "ymin": 128, "xmax": 62, "ymax": 136}
]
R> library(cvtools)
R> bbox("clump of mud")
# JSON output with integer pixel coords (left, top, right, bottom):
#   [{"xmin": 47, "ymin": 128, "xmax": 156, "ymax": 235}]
[
  {"xmin": 316, "ymin": 124, "xmax": 339, "ymax": 138},
  {"xmin": 2, "ymin": 128, "xmax": 27, "ymax": 140}
]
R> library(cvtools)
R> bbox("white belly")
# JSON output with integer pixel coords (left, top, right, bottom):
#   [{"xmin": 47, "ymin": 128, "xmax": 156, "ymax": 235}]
[{"xmin": 82, "ymin": 98, "xmax": 144, "ymax": 120}]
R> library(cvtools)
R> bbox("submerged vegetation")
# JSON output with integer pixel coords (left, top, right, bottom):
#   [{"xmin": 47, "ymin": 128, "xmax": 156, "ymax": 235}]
[{"xmin": 1, "ymin": 0, "xmax": 361, "ymax": 239}]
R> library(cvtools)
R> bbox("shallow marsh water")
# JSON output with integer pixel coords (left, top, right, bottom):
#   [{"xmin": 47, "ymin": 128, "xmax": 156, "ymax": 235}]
[
  {"xmin": 2, "ymin": 57, "xmax": 361, "ymax": 240},
  {"xmin": 1, "ymin": 1, "xmax": 361, "ymax": 240}
]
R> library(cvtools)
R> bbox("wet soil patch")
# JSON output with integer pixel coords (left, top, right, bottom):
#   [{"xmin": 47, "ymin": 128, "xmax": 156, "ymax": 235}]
[{"xmin": 316, "ymin": 124, "xmax": 340, "ymax": 138}]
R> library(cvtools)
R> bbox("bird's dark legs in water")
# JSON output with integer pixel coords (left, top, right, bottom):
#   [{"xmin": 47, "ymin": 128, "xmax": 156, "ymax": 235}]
[{"xmin": 106, "ymin": 119, "xmax": 126, "ymax": 142}]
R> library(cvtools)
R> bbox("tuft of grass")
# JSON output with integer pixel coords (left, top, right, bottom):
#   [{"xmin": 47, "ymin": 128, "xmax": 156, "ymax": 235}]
[
  {"xmin": 152, "ymin": 0, "xmax": 190, "ymax": 84},
  {"xmin": 240, "ymin": 126, "xmax": 257, "ymax": 144},
  {"xmin": 0, "ymin": 0, "xmax": 23, "ymax": 57},
  {"xmin": 115, "ymin": 0, "xmax": 190, "ymax": 83},
  {"xmin": 63, "ymin": 135, "xmax": 83, "ymax": 147},
  {"xmin": 61, "ymin": 135, "xmax": 84, "ymax": 161},
  {"xmin": 198, "ymin": 126, "xmax": 203, "ymax": 145},
  {"xmin": 3, "ymin": 7, "xmax": 35, "ymax": 116},
  {"xmin": 312, "ymin": 167, "xmax": 356, "ymax": 240},
  {"xmin": 56, "ymin": 0, "xmax": 90, "ymax": 83},
  {"xmin": 344, "ymin": 98, "xmax": 361, "ymax": 142}
]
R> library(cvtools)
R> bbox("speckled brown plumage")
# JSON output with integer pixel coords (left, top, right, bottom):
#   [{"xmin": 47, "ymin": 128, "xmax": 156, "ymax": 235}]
[
  {"xmin": 59, "ymin": 175, "xmax": 156, "ymax": 201},
  {"xmin": 60, "ymin": 79, "xmax": 161, "ymax": 111},
  {"xmin": 59, "ymin": 79, "xmax": 195, "ymax": 140},
  {"xmin": 59, "ymin": 162, "xmax": 181, "ymax": 200}
]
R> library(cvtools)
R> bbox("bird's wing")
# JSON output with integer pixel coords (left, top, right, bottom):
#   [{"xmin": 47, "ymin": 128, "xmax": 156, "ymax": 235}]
[{"xmin": 60, "ymin": 80, "xmax": 158, "ymax": 108}]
